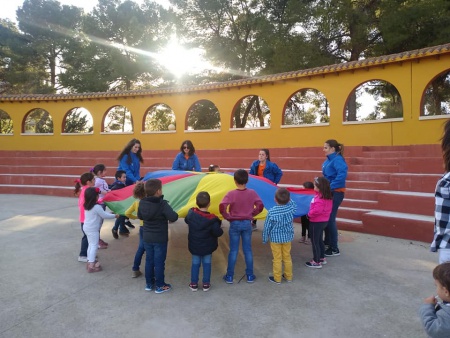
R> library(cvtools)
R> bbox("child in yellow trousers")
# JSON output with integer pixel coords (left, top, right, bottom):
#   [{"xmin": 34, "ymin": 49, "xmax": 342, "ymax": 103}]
[{"xmin": 262, "ymin": 188, "xmax": 297, "ymax": 284}]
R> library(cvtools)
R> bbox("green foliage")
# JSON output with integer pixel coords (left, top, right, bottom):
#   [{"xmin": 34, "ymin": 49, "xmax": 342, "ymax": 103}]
[
  {"xmin": 233, "ymin": 95, "xmax": 270, "ymax": 128},
  {"xmin": 104, "ymin": 105, "xmax": 133, "ymax": 132},
  {"xmin": 187, "ymin": 100, "xmax": 221, "ymax": 130},
  {"xmin": 145, "ymin": 104, "xmax": 175, "ymax": 131},
  {"xmin": 25, "ymin": 108, "xmax": 53, "ymax": 133},
  {"xmin": 423, "ymin": 71, "xmax": 450, "ymax": 116},
  {"xmin": 64, "ymin": 108, "xmax": 93, "ymax": 133},
  {"xmin": 0, "ymin": 109, "xmax": 13, "ymax": 133},
  {"xmin": 284, "ymin": 89, "xmax": 329, "ymax": 125}
]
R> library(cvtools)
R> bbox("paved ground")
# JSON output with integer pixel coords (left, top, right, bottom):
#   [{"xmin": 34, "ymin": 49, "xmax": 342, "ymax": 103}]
[{"xmin": 0, "ymin": 194, "xmax": 438, "ymax": 338}]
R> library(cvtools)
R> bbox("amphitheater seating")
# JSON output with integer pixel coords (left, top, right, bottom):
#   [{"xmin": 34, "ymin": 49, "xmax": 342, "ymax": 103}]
[{"xmin": 0, "ymin": 145, "xmax": 441, "ymax": 242}]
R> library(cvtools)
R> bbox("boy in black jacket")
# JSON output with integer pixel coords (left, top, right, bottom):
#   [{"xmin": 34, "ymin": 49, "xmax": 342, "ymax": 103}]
[
  {"xmin": 185, "ymin": 191, "xmax": 223, "ymax": 292},
  {"xmin": 110, "ymin": 170, "xmax": 130, "ymax": 238},
  {"xmin": 138, "ymin": 179, "xmax": 178, "ymax": 294}
]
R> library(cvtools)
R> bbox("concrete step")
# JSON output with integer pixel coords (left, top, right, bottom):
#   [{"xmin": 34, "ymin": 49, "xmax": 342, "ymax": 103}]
[
  {"xmin": 376, "ymin": 191, "xmax": 434, "ymax": 216},
  {"xmin": 338, "ymin": 207, "xmax": 371, "ymax": 221},
  {"xmin": 336, "ymin": 217, "xmax": 364, "ymax": 232},
  {"xmin": 341, "ymin": 198, "xmax": 378, "ymax": 209},
  {"xmin": 346, "ymin": 180, "xmax": 390, "ymax": 190},
  {"xmin": 0, "ymin": 184, "xmax": 73, "ymax": 197}
]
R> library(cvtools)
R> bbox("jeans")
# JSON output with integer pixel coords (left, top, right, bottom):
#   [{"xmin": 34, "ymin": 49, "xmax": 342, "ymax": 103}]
[
  {"xmin": 79, "ymin": 223, "xmax": 88, "ymax": 257},
  {"xmin": 132, "ymin": 227, "xmax": 145, "ymax": 271},
  {"xmin": 226, "ymin": 220, "xmax": 253, "ymax": 277},
  {"xmin": 270, "ymin": 242, "xmax": 292, "ymax": 282},
  {"xmin": 324, "ymin": 191, "xmax": 344, "ymax": 250},
  {"xmin": 143, "ymin": 241, "xmax": 167, "ymax": 287},
  {"xmin": 311, "ymin": 221, "xmax": 328, "ymax": 263},
  {"xmin": 191, "ymin": 254, "xmax": 212, "ymax": 284},
  {"xmin": 112, "ymin": 215, "xmax": 128, "ymax": 232}
]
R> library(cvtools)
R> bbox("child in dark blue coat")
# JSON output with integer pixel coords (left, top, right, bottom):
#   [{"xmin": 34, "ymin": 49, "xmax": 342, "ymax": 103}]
[{"xmin": 185, "ymin": 191, "xmax": 223, "ymax": 292}]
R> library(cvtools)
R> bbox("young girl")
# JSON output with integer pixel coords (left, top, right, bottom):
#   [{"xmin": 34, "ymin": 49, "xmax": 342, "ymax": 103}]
[
  {"xmin": 305, "ymin": 176, "xmax": 333, "ymax": 269},
  {"xmin": 83, "ymin": 187, "xmax": 118, "ymax": 273},
  {"xmin": 125, "ymin": 182, "xmax": 146, "ymax": 278},
  {"xmin": 92, "ymin": 163, "xmax": 111, "ymax": 249},
  {"xmin": 74, "ymin": 172, "xmax": 95, "ymax": 263}
]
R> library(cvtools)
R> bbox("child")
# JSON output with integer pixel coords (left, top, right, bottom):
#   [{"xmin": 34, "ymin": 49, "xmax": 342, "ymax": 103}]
[
  {"xmin": 419, "ymin": 262, "xmax": 450, "ymax": 337},
  {"xmin": 83, "ymin": 187, "xmax": 118, "ymax": 273},
  {"xmin": 185, "ymin": 191, "xmax": 223, "ymax": 292},
  {"xmin": 262, "ymin": 188, "xmax": 297, "ymax": 284},
  {"xmin": 305, "ymin": 176, "xmax": 333, "ymax": 268},
  {"xmin": 208, "ymin": 164, "xmax": 221, "ymax": 172},
  {"xmin": 92, "ymin": 163, "xmax": 110, "ymax": 249},
  {"xmin": 299, "ymin": 181, "xmax": 314, "ymax": 244},
  {"xmin": 220, "ymin": 169, "xmax": 264, "ymax": 284},
  {"xmin": 138, "ymin": 179, "xmax": 178, "ymax": 294},
  {"xmin": 110, "ymin": 170, "xmax": 130, "ymax": 238},
  {"xmin": 125, "ymin": 182, "xmax": 146, "ymax": 278},
  {"xmin": 74, "ymin": 172, "xmax": 95, "ymax": 263}
]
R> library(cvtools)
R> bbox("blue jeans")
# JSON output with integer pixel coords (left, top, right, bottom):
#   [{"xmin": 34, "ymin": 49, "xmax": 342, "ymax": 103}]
[
  {"xmin": 79, "ymin": 222, "xmax": 88, "ymax": 257},
  {"xmin": 324, "ymin": 191, "xmax": 344, "ymax": 250},
  {"xmin": 132, "ymin": 227, "xmax": 145, "ymax": 271},
  {"xmin": 191, "ymin": 254, "xmax": 212, "ymax": 284},
  {"xmin": 112, "ymin": 215, "xmax": 128, "ymax": 232},
  {"xmin": 143, "ymin": 241, "xmax": 167, "ymax": 287},
  {"xmin": 226, "ymin": 220, "xmax": 253, "ymax": 277}
]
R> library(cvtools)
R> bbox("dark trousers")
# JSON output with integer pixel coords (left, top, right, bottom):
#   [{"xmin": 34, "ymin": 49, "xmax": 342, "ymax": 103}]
[
  {"xmin": 301, "ymin": 215, "xmax": 310, "ymax": 238},
  {"xmin": 310, "ymin": 221, "xmax": 328, "ymax": 263},
  {"xmin": 112, "ymin": 215, "xmax": 128, "ymax": 232},
  {"xmin": 79, "ymin": 222, "xmax": 88, "ymax": 257}
]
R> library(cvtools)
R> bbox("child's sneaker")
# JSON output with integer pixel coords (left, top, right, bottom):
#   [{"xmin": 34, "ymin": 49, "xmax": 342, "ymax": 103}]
[
  {"xmin": 299, "ymin": 236, "xmax": 306, "ymax": 243},
  {"xmin": 77, "ymin": 256, "xmax": 88, "ymax": 263},
  {"xmin": 268, "ymin": 276, "xmax": 280, "ymax": 284},
  {"xmin": 223, "ymin": 274, "xmax": 233, "ymax": 284},
  {"xmin": 247, "ymin": 274, "xmax": 256, "ymax": 283},
  {"xmin": 202, "ymin": 283, "xmax": 211, "ymax": 292},
  {"xmin": 98, "ymin": 241, "xmax": 108, "ymax": 249},
  {"xmin": 305, "ymin": 260, "xmax": 322, "ymax": 269},
  {"xmin": 155, "ymin": 283, "xmax": 172, "ymax": 294},
  {"xmin": 320, "ymin": 258, "xmax": 327, "ymax": 265},
  {"xmin": 145, "ymin": 284, "xmax": 153, "ymax": 291},
  {"xmin": 189, "ymin": 283, "xmax": 198, "ymax": 292},
  {"xmin": 131, "ymin": 270, "xmax": 142, "ymax": 278},
  {"xmin": 111, "ymin": 229, "xmax": 119, "ymax": 239},
  {"xmin": 99, "ymin": 238, "xmax": 108, "ymax": 246},
  {"xmin": 325, "ymin": 248, "xmax": 340, "ymax": 257},
  {"xmin": 125, "ymin": 220, "xmax": 135, "ymax": 229},
  {"xmin": 282, "ymin": 274, "xmax": 292, "ymax": 282}
]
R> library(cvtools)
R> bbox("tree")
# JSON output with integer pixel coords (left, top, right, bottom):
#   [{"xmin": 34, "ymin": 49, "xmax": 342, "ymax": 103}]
[
  {"xmin": 145, "ymin": 104, "xmax": 175, "ymax": 131},
  {"xmin": 64, "ymin": 108, "xmax": 93, "ymax": 133},
  {"xmin": 0, "ymin": 110, "xmax": 13, "ymax": 134},
  {"xmin": 233, "ymin": 95, "xmax": 270, "ymax": 128},
  {"xmin": 187, "ymin": 100, "xmax": 221, "ymax": 130}
]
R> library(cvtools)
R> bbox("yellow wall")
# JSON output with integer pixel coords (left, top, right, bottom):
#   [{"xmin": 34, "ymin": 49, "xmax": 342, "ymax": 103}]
[{"xmin": 0, "ymin": 51, "xmax": 449, "ymax": 151}]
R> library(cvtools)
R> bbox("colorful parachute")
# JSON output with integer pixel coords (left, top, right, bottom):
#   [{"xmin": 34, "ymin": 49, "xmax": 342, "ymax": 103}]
[{"xmin": 103, "ymin": 170, "xmax": 314, "ymax": 219}]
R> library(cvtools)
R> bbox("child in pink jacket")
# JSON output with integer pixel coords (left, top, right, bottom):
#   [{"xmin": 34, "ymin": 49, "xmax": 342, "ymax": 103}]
[{"xmin": 305, "ymin": 177, "xmax": 333, "ymax": 269}]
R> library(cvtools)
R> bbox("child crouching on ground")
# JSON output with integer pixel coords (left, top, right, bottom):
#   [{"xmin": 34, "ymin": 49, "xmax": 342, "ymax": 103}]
[
  {"xmin": 419, "ymin": 262, "xmax": 450, "ymax": 337},
  {"xmin": 138, "ymin": 179, "xmax": 178, "ymax": 294},
  {"xmin": 185, "ymin": 191, "xmax": 223, "ymax": 292},
  {"xmin": 83, "ymin": 187, "xmax": 118, "ymax": 273},
  {"xmin": 262, "ymin": 188, "xmax": 296, "ymax": 284}
]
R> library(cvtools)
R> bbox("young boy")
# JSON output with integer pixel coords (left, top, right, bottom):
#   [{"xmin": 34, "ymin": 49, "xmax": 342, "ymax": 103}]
[
  {"xmin": 419, "ymin": 262, "xmax": 450, "ymax": 337},
  {"xmin": 110, "ymin": 170, "xmax": 130, "ymax": 238},
  {"xmin": 262, "ymin": 188, "xmax": 297, "ymax": 284},
  {"xmin": 138, "ymin": 179, "xmax": 178, "ymax": 294},
  {"xmin": 220, "ymin": 169, "xmax": 264, "ymax": 284},
  {"xmin": 185, "ymin": 191, "xmax": 223, "ymax": 292}
]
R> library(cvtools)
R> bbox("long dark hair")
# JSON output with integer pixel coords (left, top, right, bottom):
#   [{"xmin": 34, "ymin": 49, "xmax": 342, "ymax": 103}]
[
  {"xmin": 180, "ymin": 140, "xmax": 196, "ymax": 157},
  {"xmin": 74, "ymin": 172, "xmax": 94, "ymax": 196},
  {"xmin": 84, "ymin": 187, "xmax": 99, "ymax": 211},
  {"xmin": 117, "ymin": 138, "xmax": 144, "ymax": 164},
  {"xmin": 325, "ymin": 139, "xmax": 344, "ymax": 157},
  {"xmin": 314, "ymin": 176, "xmax": 332, "ymax": 200},
  {"xmin": 442, "ymin": 120, "xmax": 450, "ymax": 172},
  {"xmin": 261, "ymin": 148, "xmax": 271, "ymax": 161}
]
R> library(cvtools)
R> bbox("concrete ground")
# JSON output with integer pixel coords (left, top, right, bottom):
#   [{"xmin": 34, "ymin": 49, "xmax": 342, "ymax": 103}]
[{"xmin": 0, "ymin": 194, "xmax": 437, "ymax": 338}]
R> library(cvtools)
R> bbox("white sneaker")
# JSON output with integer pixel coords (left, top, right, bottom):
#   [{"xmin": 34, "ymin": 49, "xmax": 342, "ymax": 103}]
[{"xmin": 78, "ymin": 256, "xmax": 88, "ymax": 262}]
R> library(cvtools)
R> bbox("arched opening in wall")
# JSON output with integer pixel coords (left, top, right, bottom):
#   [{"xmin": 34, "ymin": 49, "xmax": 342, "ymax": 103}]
[
  {"xmin": 63, "ymin": 107, "xmax": 93, "ymax": 133},
  {"xmin": 232, "ymin": 95, "xmax": 270, "ymax": 128},
  {"xmin": 0, "ymin": 110, "xmax": 13, "ymax": 134},
  {"xmin": 23, "ymin": 108, "xmax": 53, "ymax": 133},
  {"xmin": 422, "ymin": 69, "xmax": 450, "ymax": 116},
  {"xmin": 144, "ymin": 103, "xmax": 176, "ymax": 132},
  {"xmin": 345, "ymin": 80, "xmax": 403, "ymax": 122},
  {"xmin": 283, "ymin": 89, "xmax": 329, "ymax": 125},
  {"xmin": 103, "ymin": 105, "xmax": 133, "ymax": 132},
  {"xmin": 186, "ymin": 100, "xmax": 221, "ymax": 131}
]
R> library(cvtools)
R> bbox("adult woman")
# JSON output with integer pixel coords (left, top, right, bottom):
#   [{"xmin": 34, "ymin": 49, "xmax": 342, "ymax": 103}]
[
  {"xmin": 117, "ymin": 138, "xmax": 144, "ymax": 186},
  {"xmin": 322, "ymin": 139, "xmax": 348, "ymax": 257},
  {"xmin": 432, "ymin": 119, "xmax": 450, "ymax": 264},
  {"xmin": 172, "ymin": 140, "xmax": 201, "ymax": 172},
  {"xmin": 249, "ymin": 148, "xmax": 283, "ymax": 230}
]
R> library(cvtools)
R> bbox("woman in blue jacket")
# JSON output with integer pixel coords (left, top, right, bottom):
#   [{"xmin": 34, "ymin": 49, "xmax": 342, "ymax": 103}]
[
  {"xmin": 322, "ymin": 139, "xmax": 348, "ymax": 257},
  {"xmin": 117, "ymin": 138, "xmax": 144, "ymax": 186},
  {"xmin": 249, "ymin": 148, "xmax": 283, "ymax": 230},
  {"xmin": 172, "ymin": 140, "xmax": 202, "ymax": 172}
]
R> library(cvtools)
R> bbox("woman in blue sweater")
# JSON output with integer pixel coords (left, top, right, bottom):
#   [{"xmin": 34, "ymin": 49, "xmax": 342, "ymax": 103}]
[
  {"xmin": 322, "ymin": 139, "xmax": 348, "ymax": 257},
  {"xmin": 117, "ymin": 138, "xmax": 144, "ymax": 186},
  {"xmin": 172, "ymin": 140, "xmax": 201, "ymax": 172}
]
